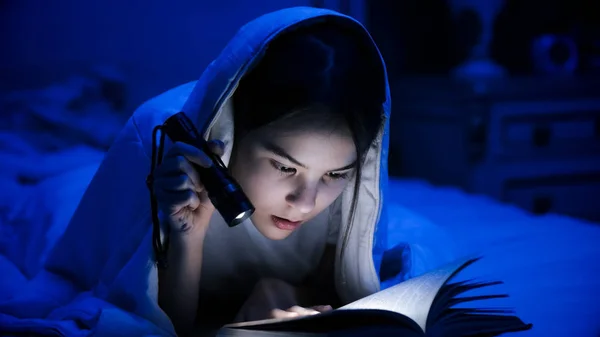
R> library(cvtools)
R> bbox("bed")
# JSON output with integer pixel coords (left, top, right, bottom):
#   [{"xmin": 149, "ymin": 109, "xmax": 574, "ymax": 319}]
[{"xmin": 1, "ymin": 76, "xmax": 599, "ymax": 336}]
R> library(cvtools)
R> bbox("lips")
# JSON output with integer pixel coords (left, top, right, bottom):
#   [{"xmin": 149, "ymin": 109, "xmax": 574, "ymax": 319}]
[{"xmin": 271, "ymin": 215, "xmax": 303, "ymax": 231}]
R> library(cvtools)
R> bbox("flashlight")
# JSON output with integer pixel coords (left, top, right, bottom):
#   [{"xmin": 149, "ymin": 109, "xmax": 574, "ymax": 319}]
[{"xmin": 161, "ymin": 112, "xmax": 254, "ymax": 227}]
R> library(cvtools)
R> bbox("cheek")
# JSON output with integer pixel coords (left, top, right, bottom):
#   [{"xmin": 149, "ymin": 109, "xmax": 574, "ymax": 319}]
[
  {"xmin": 234, "ymin": 158, "xmax": 286, "ymax": 209},
  {"xmin": 316, "ymin": 181, "xmax": 349, "ymax": 209}
]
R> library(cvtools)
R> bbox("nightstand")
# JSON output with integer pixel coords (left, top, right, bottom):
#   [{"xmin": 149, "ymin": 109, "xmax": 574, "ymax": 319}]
[{"xmin": 389, "ymin": 76, "xmax": 600, "ymax": 222}]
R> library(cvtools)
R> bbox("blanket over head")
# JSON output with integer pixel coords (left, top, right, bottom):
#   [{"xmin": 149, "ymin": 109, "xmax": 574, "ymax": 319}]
[{"xmin": 0, "ymin": 7, "xmax": 397, "ymax": 336}]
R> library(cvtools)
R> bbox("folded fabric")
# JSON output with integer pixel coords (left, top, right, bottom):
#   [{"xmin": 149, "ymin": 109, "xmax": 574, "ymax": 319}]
[{"xmin": 0, "ymin": 270, "xmax": 171, "ymax": 336}]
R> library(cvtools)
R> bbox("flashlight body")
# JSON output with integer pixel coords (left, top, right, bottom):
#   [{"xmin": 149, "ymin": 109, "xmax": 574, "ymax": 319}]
[{"xmin": 160, "ymin": 112, "xmax": 254, "ymax": 227}]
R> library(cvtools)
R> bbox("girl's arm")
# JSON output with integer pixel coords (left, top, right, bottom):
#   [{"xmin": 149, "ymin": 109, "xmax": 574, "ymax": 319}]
[
  {"xmin": 232, "ymin": 245, "xmax": 339, "ymax": 323},
  {"xmin": 300, "ymin": 244, "xmax": 341, "ymax": 308},
  {"xmin": 158, "ymin": 229, "xmax": 207, "ymax": 336}
]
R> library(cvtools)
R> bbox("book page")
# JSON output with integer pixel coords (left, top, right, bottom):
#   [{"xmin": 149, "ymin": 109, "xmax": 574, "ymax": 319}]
[
  {"xmin": 223, "ymin": 308, "xmax": 423, "ymax": 335},
  {"xmin": 338, "ymin": 258, "xmax": 471, "ymax": 332}
]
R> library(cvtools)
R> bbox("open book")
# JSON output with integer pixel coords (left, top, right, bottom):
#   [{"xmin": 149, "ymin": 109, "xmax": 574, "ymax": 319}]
[{"xmin": 215, "ymin": 257, "xmax": 533, "ymax": 336}]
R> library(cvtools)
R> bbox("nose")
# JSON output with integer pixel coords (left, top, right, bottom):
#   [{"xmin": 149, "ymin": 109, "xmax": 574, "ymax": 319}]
[{"xmin": 286, "ymin": 182, "xmax": 317, "ymax": 214}]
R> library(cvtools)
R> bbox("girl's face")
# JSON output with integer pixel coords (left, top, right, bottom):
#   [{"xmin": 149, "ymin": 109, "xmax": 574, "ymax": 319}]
[{"xmin": 229, "ymin": 113, "xmax": 357, "ymax": 240}]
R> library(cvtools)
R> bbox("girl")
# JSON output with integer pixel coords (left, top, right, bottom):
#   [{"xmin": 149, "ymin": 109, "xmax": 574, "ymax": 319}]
[
  {"xmin": 42, "ymin": 7, "xmax": 394, "ymax": 336},
  {"xmin": 155, "ymin": 19, "xmax": 385, "ymax": 334}
]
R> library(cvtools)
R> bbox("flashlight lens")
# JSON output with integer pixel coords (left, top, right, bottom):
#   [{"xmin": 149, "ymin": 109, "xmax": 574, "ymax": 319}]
[{"xmin": 229, "ymin": 209, "xmax": 253, "ymax": 227}]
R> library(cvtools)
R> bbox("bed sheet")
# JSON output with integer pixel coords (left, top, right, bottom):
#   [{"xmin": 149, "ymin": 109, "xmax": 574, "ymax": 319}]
[
  {"xmin": 1, "ymin": 71, "xmax": 125, "ymax": 282},
  {"xmin": 0, "ymin": 74, "xmax": 174, "ymax": 336},
  {"xmin": 386, "ymin": 179, "xmax": 600, "ymax": 336},
  {"xmin": 1, "ymin": 74, "xmax": 599, "ymax": 335},
  {"xmin": 3, "ymin": 171, "xmax": 597, "ymax": 336}
]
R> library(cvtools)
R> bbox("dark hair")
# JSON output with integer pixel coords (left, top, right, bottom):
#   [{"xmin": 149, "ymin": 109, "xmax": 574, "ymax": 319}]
[{"xmin": 233, "ymin": 23, "xmax": 384, "ymax": 248}]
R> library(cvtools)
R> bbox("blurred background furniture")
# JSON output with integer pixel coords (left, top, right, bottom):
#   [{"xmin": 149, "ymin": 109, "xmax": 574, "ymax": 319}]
[
  {"xmin": 365, "ymin": 0, "xmax": 600, "ymax": 222},
  {"xmin": 389, "ymin": 76, "xmax": 600, "ymax": 222}
]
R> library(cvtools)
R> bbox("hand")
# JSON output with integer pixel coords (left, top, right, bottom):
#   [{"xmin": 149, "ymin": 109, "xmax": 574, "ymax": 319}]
[
  {"xmin": 153, "ymin": 139, "xmax": 225, "ymax": 235},
  {"xmin": 270, "ymin": 305, "xmax": 333, "ymax": 319},
  {"xmin": 233, "ymin": 278, "xmax": 332, "ymax": 323}
]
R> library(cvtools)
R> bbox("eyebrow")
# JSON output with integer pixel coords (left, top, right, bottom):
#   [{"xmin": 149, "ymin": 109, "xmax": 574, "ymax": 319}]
[{"xmin": 261, "ymin": 141, "xmax": 357, "ymax": 172}]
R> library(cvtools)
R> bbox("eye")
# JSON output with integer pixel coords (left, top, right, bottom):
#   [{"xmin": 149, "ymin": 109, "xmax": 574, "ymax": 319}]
[
  {"xmin": 270, "ymin": 160, "xmax": 296, "ymax": 175},
  {"xmin": 325, "ymin": 171, "xmax": 350, "ymax": 181}
]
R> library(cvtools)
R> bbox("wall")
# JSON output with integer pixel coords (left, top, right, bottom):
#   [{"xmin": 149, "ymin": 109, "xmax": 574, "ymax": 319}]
[{"xmin": 0, "ymin": 0, "xmax": 322, "ymax": 110}]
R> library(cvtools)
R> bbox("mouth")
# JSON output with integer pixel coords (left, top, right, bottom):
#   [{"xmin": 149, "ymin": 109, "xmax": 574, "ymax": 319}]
[{"xmin": 271, "ymin": 215, "xmax": 304, "ymax": 231}]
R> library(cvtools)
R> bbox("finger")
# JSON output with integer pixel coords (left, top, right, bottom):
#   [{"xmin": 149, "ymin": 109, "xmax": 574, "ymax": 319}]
[
  {"xmin": 285, "ymin": 306, "xmax": 320, "ymax": 316},
  {"xmin": 153, "ymin": 174, "xmax": 198, "ymax": 193},
  {"xmin": 154, "ymin": 188, "xmax": 201, "ymax": 214},
  {"xmin": 167, "ymin": 141, "xmax": 213, "ymax": 168},
  {"xmin": 310, "ymin": 305, "xmax": 333, "ymax": 313},
  {"xmin": 197, "ymin": 189, "xmax": 213, "ymax": 208},
  {"xmin": 270, "ymin": 308, "xmax": 300, "ymax": 319},
  {"xmin": 207, "ymin": 139, "xmax": 225, "ymax": 157},
  {"xmin": 155, "ymin": 156, "xmax": 202, "ymax": 189}
]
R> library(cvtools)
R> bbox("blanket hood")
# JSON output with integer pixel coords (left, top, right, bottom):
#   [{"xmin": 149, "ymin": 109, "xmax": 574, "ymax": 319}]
[
  {"xmin": 177, "ymin": 7, "xmax": 391, "ymax": 305},
  {"xmin": 43, "ymin": 6, "xmax": 391, "ymax": 333}
]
